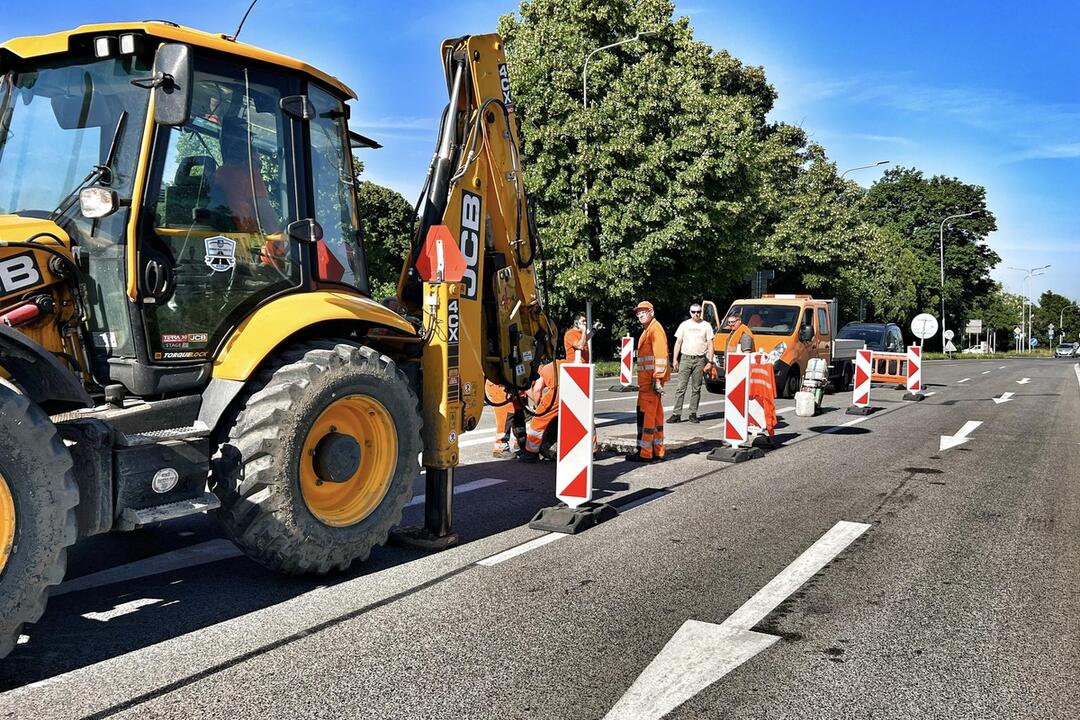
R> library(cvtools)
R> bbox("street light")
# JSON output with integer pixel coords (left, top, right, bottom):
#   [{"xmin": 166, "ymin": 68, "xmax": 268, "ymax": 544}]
[
  {"xmin": 582, "ymin": 31, "xmax": 658, "ymax": 110},
  {"xmin": 839, "ymin": 160, "xmax": 889, "ymax": 179},
  {"xmin": 939, "ymin": 210, "xmax": 979, "ymax": 352},
  {"xmin": 1007, "ymin": 264, "xmax": 1051, "ymax": 352}
]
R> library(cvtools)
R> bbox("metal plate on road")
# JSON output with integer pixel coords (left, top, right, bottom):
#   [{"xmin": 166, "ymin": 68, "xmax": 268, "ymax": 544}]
[{"xmin": 911, "ymin": 313, "xmax": 939, "ymax": 340}]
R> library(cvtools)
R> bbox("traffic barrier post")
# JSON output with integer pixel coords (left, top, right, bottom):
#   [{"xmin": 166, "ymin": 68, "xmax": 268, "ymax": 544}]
[
  {"xmin": 529, "ymin": 363, "xmax": 617, "ymax": 533},
  {"xmin": 870, "ymin": 351, "xmax": 907, "ymax": 388},
  {"xmin": 708, "ymin": 351, "xmax": 765, "ymax": 463},
  {"xmin": 846, "ymin": 349, "xmax": 876, "ymax": 415},
  {"xmin": 608, "ymin": 336, "xmax": 638, "ymax": 392},
  {"xmin": 903, "ymin": 345, "xmax": 924, "ymax": 401}
]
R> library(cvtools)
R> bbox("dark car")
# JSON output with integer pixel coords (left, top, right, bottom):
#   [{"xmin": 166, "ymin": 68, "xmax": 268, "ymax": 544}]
[{"xmin": 837, "ymin": 322, "xmax": 905, "ymax": 353}]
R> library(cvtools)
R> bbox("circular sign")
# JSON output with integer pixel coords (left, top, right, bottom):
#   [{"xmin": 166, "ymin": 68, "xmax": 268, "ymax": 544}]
[
  {"xmin": 910, "ymin": 313, "xmax": 939, "ymax": 340},
  {"xmin": 944, "ymin": 329, "xmax": 955, "ymax": 341},
  {"xmin": 1030, "ymin": 338, "xmax": 1039, "ymax": 347}
]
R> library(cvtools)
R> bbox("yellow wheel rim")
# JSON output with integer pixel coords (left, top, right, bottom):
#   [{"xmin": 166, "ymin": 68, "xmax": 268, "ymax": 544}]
[
  {"xmin": 0, "ymin": 471, "xmax": 14, "ymax": 575},
  {"xmin": 300, "ymin": 395, "xmax": 398, "ymax": 527}
]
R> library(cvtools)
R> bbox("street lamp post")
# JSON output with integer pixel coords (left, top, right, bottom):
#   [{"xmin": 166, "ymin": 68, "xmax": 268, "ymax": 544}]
[
  {"xmin": 839, "ymin": 160, "xmax": 889, "ymax": 179},
  {"xmin": 938, "ymin": 211, "xmax": 979, "ymax": 352},
  {"xmin": 1008, "ymin": 264, "xmax": 1051, "ymax": 352}
]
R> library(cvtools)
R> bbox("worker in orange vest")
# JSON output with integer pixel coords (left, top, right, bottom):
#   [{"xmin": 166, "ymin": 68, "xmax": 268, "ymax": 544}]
[
  {"xmin": 563, "ymin": 313, "xmax": 594, "ymax": 363},
  {"xmin": 627, "ymin": 301, "xmax": 669, "ymax": 462},
  {"xmin": 748, "ymin": 355, "xmax": 778, "ymax": 443},
  {"xmin": 520, "ymin": 360, "xmax": 559, "ymax": 463},
  {"xmin": 487, "ymin": 380, "xmax": 525, "ymax": 459}
]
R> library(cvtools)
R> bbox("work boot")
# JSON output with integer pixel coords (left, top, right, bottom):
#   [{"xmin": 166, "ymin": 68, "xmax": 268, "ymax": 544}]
[
  {"xmin": 518, "ymin": 452, "xmax": 539, "ymax": 464},
  {"xmin": 688, "ymin": 414, "xmax": 699, "ymax": 424},
  {"xmin": 667, "ymin": 414, "xmax": 682, "ymax": 423},
  {"xmin": 625, "ymin": 452, "xmax": 653, "ymax": 463}
]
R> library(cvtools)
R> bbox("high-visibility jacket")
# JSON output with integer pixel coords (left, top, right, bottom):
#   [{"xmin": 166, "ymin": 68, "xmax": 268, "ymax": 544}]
[
  {"xmin": 725, "ymin": 324, "xmax": 755, "ymax": 354},
  {"xmin": 749, "ymin": 356, "xmax": 778, "ymax": 435},
  {"xmin": 563, "ymin": 328, "xmax": 589, "ymax": 363},
  {"xmin": 637, "ymin": 319, "xmax": 670, "ymax": 385}
]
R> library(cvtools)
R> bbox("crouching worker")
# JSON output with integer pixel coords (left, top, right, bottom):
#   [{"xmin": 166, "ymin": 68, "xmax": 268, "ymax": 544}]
[
  {"xmin": 487, "ymin": 380, "xmax": 526, "ymax": 459},
  {"xmin": 520, "ymin": 361, "xmax": 559, "ymax": 464}
]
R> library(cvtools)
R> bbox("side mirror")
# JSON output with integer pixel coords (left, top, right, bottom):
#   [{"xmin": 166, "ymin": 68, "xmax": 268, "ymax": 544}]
[
  {"xmin": 152, "ymin": 44, "xmax": 193, "ymax": 126},
  {"xmin": 799, "ymin": 326, "xmax": 814, "ymax": 342}
]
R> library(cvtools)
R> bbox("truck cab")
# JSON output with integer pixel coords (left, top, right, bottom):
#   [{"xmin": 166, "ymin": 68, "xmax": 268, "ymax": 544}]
[{"xmin": 702, "ymin": 294, "xmax": 843, "ymax": 398}]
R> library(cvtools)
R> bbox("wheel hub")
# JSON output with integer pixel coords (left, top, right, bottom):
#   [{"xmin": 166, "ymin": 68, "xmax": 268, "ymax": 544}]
[
  {"xmin": 0, "ymin": 471, "xmax": 14, "ymax": 574},
  {"xmin": 313, "ymin": 432, "xmax": 361, "ymax": 483}
]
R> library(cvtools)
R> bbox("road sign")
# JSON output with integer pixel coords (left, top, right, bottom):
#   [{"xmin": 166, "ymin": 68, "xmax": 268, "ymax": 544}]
[
  {"xmin": 1030, "ymin": 338, "xmax": 1039, "ymax": 348},
  {"xmin": 906, "ymin": 345, "xmax": 922, "ymax": 393},
  {"xmin": 851, "ymin": 349, "xmax": 872, "ymax": 408},
  {"xmin": 723, "ymin": 352, "xmax": 749, "ymax": 448},
  {"xmin": 910, "ymin": 313, "xmax": 939, "ymax": 340},
  {"xmin": 944, "ymin": 340, "xmax": 957, "ymax": 352},
  {"xmin": 1013, "ymin": 327, "xmax": 1022, "ymax": 337},
  {"xmin": 619, "ymin": 336, "xmax": 634, "ymax": 386},
  {"xmin": 556, "ymin": 363, "xmax": 594, "ymax": 509},
  {"xmin": 965, "ymin": 320, "xmax": 983, "ymax": 334},
  {"xmin": 944, "ymin": 329, "xmax": 955, "ymax": 341}
]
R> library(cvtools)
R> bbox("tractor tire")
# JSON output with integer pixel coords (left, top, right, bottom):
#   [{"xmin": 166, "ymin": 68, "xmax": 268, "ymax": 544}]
[
  {"xmin": 212, "ymin": 342, "xmax": 422, "ymax": 575},
  {"xmin": 0, "ymin": 385, "xmax": 78, "ymax": 658}
]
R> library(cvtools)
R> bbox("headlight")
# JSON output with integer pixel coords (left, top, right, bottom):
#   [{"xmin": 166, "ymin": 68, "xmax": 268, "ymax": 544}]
[{"xmin": 768, "ymin": 342, "xmax": 787, "ymax": 363}]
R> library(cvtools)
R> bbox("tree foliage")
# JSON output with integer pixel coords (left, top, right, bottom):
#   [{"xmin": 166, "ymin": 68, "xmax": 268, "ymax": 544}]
[{"xmin": 353, "ymin": 158, "xmax": 415, "ymax": 300}]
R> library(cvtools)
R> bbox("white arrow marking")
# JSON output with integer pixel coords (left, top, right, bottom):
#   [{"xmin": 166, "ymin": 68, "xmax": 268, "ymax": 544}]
[
  {"xmin": 939, "ymin": 420, "xmax": 983, "ymax": 451},
  {"xmin": 993, "ymin": 392, "xmax": 1015, "ymax": 404},
  {"xmin": 957, "ymin": 377, "xmax": 971, "ymax": 384},
  {"xmin": 1016, "ymin": 377, "xmax": 1031, "ymax": 385},
  {"xmin": 605, "ymin": 521, "xmax": 870, "ymax": 720}
]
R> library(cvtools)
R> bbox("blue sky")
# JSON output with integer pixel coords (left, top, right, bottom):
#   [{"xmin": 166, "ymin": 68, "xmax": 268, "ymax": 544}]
[{"xmin": 6, "ymin": 0, "xmax": 1078, "ymax": 310}]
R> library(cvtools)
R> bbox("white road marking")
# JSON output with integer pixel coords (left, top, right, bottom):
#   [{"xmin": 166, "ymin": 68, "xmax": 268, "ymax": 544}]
[
  {"xmin": 1074, "ymin": 363, "xmax": 1080, "ymax": 390},
  {"xmin": 476, "ymin": 533, "xmax": 563, "ymax": 566},
  {"xmin": 1017, "ymin": 377, "xmax": 1031, "ymax": 385},
  {"xmin": 957, "ymin": 378, "xmax": 971, "ymax": 383},
  {"xmin": 939, "ymin": 420, "xmax": 983, "ymax": 451},
  {"xmin": 999, "ymin": 365, "xmax": 1007, "ymax": 369},
  {"xmin": 82, "ymin": 598, "xmax": 163, "ymax": 622},
  {"xmin": 605, "ymin": 521, "xmax": 870, "ymax": 720},
  {"xmin": 823, "ymin": 416, "xmax": 867, "ymax": 433},
  {"xmin": 924, "ymin": 391, "xmax": 937, "ymax": 397},
  {"xmin": 405, "ymin": 477, "xmax": 505, "ymax": 508},
  {"xmin": 981, "ymin": 370, "xmax": 991, "ymax": 375},
  {"xmin": 54, "ymin": 539, "xmax": 244, "ymax": 597},
  {"xmin": 993, "ymin": 392, "xmax": 1015, "ymax": 404}
]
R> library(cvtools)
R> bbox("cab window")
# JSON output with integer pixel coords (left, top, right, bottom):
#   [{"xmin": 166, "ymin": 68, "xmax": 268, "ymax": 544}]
[
  {"xmin": 816, "ymin": 308, "xmax": 829, "ymax": 336},
  {"xmin": 141, "ymin": 57, "xmax": 300, "ymax": 363},
  {"xmin": 309, "ymin": 85, "xmax": 367, "ymax": 293}
]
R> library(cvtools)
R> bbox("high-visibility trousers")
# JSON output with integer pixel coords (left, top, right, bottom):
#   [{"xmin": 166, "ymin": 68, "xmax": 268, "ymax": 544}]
[
  {"xmin": 636, "ymin": 386, "xmax": 665, "ymax": 459},
  {"xmin": 525, "ymin": 389, "xmax": 558, "ymax": 455}
]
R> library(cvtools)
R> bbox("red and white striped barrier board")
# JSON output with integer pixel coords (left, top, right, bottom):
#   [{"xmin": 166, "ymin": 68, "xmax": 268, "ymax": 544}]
[
  {"xmin": 747, "ymin": 352, "xmax": 769, "ymax": 435},
  {"xmin": 557, "ymin": 363, "xmax": 594, "ymax": 509},
  {"xmin": 619, "ymin": 336, "xmax": 634, "ymax": 387},
  {"xmin": 852, "ymin": 349, "xmax": 872, "ymax": 408},
  {"xmin": 906, "ymin": 345, "xmax": 922, "ymax": 392},
  {"xmin": 724, "ymin": 351, "xmax": 749, "ymax": 447}
]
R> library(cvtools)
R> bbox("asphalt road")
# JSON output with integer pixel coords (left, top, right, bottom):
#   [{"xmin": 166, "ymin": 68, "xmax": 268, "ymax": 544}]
[{"xmin": 2, "ymin": 358, "xmax": 1078, "ymax": 719}]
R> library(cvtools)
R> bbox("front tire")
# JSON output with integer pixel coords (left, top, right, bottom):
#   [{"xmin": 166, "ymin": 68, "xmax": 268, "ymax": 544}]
[
  {"xmin": 781, "ymin": 365, "xmax": 801, "ymax": 399},
  {"xmin": 0, "ymin": 386, "xmax": 78, "ymax": 658},
  {"xmin": 212, "ymin": 342, "xmax": 422, "ymax": 575}
]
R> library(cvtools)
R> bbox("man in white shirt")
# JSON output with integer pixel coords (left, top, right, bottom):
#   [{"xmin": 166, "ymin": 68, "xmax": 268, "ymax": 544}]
[{"xmin": 668, "ymin": 303, "xmax": 715, "ymax": 423}]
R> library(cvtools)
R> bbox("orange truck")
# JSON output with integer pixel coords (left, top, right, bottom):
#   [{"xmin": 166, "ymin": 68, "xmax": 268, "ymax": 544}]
[{"xmin": 701, "ymin": 295, "xmax": 862, "ymax": 398}]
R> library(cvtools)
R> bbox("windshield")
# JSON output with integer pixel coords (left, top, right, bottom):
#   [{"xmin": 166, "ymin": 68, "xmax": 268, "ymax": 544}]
[
  {"xmin": 721, "ymin": 304, "xmax": 800, "ymax": 335},
  {"xmin": 838, "ymin": 325, "xmax": 886, "ymax": 344},
  {"xmin": 0, "ymin": 53, "xmax": 149, "ymax": 234}
]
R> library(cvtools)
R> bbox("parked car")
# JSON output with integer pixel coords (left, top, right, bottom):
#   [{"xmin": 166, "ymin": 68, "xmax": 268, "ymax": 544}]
[
  {"xmin": 836, "ymin": 322, "xmax": 905, "ymax": 353},
  {"xmin": 1055, "ymin": 342, "xmax": 1079, "ymax": 358}
]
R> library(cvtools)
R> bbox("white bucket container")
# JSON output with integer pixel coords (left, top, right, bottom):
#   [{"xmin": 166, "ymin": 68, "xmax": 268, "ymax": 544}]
[{"xmin": 794, "ymin": 390, "xmax": 817, "ymax": 417}]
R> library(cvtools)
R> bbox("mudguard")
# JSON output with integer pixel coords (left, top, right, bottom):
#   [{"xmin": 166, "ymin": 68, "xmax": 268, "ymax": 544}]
[{"xmin": 0, "ymin": 324, "xmax": 93, "ymax": 408}]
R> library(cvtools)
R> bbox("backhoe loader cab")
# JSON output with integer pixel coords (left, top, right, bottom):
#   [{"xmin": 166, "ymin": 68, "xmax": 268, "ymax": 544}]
[{"xmin": 0, "ymin": 23, "xmax": 554, "ymax": 659}]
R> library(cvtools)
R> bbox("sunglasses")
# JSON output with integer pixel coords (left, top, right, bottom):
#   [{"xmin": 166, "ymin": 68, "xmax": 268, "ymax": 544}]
[{"xmin": 691, "ymin": 310, "xmax": 701, "ymax": 315}]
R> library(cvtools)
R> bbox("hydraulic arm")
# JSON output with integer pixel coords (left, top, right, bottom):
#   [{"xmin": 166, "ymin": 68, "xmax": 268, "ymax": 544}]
[{"xmin": 398, "ymin": 34, "xmax": 557, "ymax": 545}]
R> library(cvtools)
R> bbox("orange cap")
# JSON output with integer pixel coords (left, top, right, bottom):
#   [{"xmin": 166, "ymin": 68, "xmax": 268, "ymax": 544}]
[{"xmin": 633, "ymin": 301, "xmax": 654, "ymax": 313}]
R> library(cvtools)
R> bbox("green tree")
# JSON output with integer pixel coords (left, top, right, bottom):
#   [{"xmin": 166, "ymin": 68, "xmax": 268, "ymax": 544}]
[
  {"xmin": 967, "ymin": 283, "xmax": 1024, "ymax": 349},
  {"xmin": 861, "ymin": 167, "xmax": 999, "ymax": 339},
  {"xmin": 1031, "ymin": 290, "xmax": 1080, "ymax": 347},
  {"xmin": 352, "ymin": 158, "xmax": 415, "ymax": 299},
  {"xmin": 498, "ymin": 0, "xmax": 780, "ymax": 329}
]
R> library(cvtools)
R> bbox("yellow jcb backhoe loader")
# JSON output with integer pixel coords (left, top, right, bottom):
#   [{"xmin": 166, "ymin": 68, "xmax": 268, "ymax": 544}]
[{"xmin": 0, "ymin": 21, "xmax": 555, "ymax": 658}]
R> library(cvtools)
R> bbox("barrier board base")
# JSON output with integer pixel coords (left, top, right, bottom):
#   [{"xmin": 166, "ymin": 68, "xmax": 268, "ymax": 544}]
[
  {"xmin": 845, "ymin": 405, "xmax": 877, "ymax": 416},
  {"xmin": 707, "ymin": 446, "xmax": 765, "ymax": 463},
  {"xmin": 529, "ymin": 502, "xmax": 619, "ymax": 534},
  {"xmin": 389, "ymin": 526, "xmax": 460, "ymax": 551},
  {"xmin": 606, "ymin": 383, "xmax": 639, "ymax": 392},
  {"xmin": 902, "ymin": 392, "xmax": 925, "ymax": 402}
]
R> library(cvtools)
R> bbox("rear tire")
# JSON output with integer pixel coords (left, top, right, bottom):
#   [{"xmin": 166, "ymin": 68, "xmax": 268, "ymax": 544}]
[
  {"xmin": 212, "ymin": 342, "xmax": 422, "ymax": 575},
  {"xmin": 0, "ymin": 385, "xmax": 78, "ymax": 658}
]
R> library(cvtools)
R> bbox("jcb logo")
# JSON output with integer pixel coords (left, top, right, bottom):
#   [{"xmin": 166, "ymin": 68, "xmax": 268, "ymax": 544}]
[
  {"xmin": 498, "ymin": 64, "xmax": 514, "ymax": 112},
  {"xmin": 459, "ymin": 192, "xmax": 481, "ymax": 300},
  {"xmin": 0, "ymin": 253, "xmax": 42, "ymax": 297}
]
